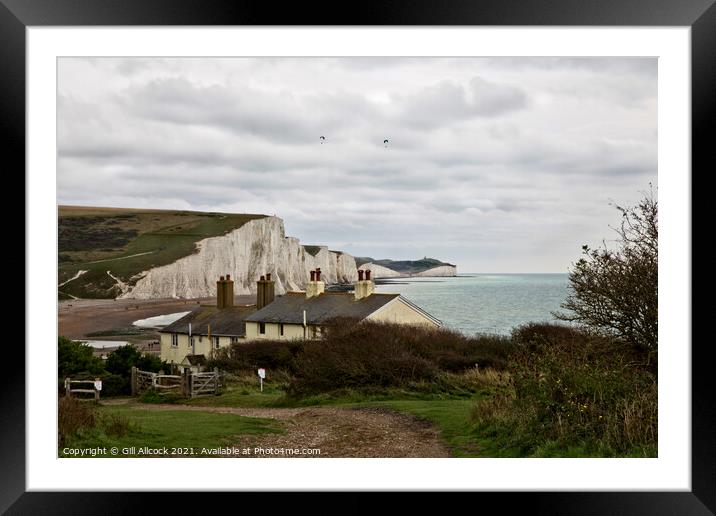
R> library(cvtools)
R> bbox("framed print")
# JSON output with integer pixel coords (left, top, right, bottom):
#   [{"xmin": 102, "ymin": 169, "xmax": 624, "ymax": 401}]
[{"xmin": 4, "ymin": 0, "xmax": 712, "ymax": 512}]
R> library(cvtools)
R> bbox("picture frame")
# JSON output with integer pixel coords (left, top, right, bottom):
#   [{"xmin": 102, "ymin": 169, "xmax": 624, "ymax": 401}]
[{"xmin": 5, "ymin": 0, "xmax": 710, "ymax": 511}]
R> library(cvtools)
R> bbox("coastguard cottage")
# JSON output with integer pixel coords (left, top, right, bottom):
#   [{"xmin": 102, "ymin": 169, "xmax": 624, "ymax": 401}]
[
  {"xmin": 244, "ymin": 268, "xmax": 441, "ymax": 340},
  {"xmin": 159, "ymin": 269, "xmax": 440, "ymax": 369},
  {"xmin": 159, "ymin": 274, "xmax": 255, "ymax": 371}
]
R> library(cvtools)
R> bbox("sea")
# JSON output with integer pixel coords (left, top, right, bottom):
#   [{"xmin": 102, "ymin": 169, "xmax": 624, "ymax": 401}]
[{"xmin": 374, "ymin": 273, "xmax": 570, "ymax": 336}]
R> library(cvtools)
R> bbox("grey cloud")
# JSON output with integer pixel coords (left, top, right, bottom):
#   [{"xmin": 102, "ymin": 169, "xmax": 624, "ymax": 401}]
[
  {"xmin": 396, "ymin": 77, "xmax": 527, "ymax": 128},
  {"xmin": 57, "ymin": 57, "xmax": 657, "ymax": 272}
]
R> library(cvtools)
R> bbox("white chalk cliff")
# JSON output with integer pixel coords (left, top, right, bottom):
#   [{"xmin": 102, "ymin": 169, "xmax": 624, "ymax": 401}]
[
  {"xmin": 359, "ymin": 263, "xmax": 457, "ymax": 278},
  {"xmin": 120, "ymin": 216, "xmax": 358, "ymax": 299},
  {"xmin": 413, "ymin": 265, "xmax": 458, "ymax": 277},
  {"xmin": 357, "ymin": 263, "xmax": 403, "ymax": 278}
]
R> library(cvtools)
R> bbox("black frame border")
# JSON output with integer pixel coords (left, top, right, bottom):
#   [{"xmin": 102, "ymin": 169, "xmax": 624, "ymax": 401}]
[{"xmin": 5, "ymin": 0, "xmax": 712, "ymax": 512}]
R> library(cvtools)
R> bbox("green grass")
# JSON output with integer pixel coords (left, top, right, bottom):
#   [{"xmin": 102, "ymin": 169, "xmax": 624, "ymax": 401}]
[
  {"xmin": 60, "ymin": 404, "xmax": 282, "ymax": 457},
  {"xmin": 185, "ymin": 383, "xmax": 286, "ymax": 409},
  {"xmin": 355, "ymin": 399, "xmax": 484, "ymax": 457},
  {"xmin": 58, "ymin": 206, "xmax": 266, "ymax": 298}
]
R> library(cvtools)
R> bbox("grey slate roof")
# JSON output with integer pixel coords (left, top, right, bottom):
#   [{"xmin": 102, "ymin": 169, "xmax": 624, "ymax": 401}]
[
  {"xmin": 244, "ymin": 292, "xmax": 401, "ymax": 325},
  {"xmin": 183, "ymin": 354, "xmax": 207, "ymax": 366},
  {"xmin": 160, "ymin": 305, "xmax": 256, "ymax": 337}
]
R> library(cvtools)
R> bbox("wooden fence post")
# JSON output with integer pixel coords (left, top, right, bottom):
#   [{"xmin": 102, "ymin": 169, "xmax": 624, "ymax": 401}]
[
  {"xmin": 64, "ymin": 378, "xmax": 70, "ymax": 398},
  {"xmin": 182, "ymin": 368, "xmax": 190, "ymax": 397},
  {"xmin": 131, "ymin": 366, "xmax": 137, "ymax": 396},
  {"xmin": 214, "ymin": 367, "xmax": 220, "ymax": 393}
]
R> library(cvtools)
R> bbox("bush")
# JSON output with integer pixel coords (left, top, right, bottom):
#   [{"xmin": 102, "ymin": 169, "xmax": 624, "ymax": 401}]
[
  {"xmin": 472, "ymin": 323, "xmax": 657, "ymax": 456},
  {"xmin": 58, "ymin": 337, "xmax": 105, "ymax": 378},
  {"xmin": 106, "ymin": 344, "xmax": 166, "ymax": 378},
  {"xmin": 208, "ymin": 340, "xmax": 304, "ymax": 373},
  {"xmin": 58, "ymin": 396, "xmax": 96, "ymax": 447},
  {"xmin": 287, "ymin": 319, "xmax": 514, "ymax": 396}
]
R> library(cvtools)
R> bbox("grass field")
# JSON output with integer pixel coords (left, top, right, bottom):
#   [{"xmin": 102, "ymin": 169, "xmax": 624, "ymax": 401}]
[
  {"xmin": 58, "ymin": 206, "xmax": 266, "ymax": 298},
  {"xmin": 60, "ymin": 404, "xmax": 282, "ymax": 457}
]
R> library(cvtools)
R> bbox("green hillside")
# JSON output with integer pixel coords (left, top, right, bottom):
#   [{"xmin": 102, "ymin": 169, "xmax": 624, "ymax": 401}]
[
  {"xmin": 58, "ymin": 206, "xmax": 266, "ymax": 299},
  {"xmin": 354, "ymin": 257, "xmax": 455, "ymax": 274}
]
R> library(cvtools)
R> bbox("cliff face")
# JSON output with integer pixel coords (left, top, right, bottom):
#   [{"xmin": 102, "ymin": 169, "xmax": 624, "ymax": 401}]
[
  {"xmin": 359, "ymin": 262, "xmax": 457, "ymax": 278},
  {"xmin": 120, "ymin": 216, "xmax": 358, "ymax": 299},
  {"xmin": 413, "ymin": 265, "xmax": 457, "ymax": 277},
  {"xmin": 358, "ymin": 262, "xmax": 403, "ymax": 278}
]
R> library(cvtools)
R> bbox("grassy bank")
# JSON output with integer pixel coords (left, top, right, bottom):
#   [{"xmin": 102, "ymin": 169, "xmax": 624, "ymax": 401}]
[{"xmin": 59, "ymin": 399, "xmax": 281, "ymax": 457}]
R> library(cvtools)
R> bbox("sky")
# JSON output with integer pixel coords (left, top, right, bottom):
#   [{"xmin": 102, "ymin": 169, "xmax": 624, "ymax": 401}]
[{"xmin": 57, "ymin": 57, "xmax": 657, "ymax": 273}]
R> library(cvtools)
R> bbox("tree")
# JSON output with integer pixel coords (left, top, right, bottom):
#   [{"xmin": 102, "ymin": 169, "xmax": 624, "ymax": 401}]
[
  {"xmin": 58, "ymin": 336, "xmax": 105, "ymax": 378},
  {"xmin": 106, "ymin": 344, "xmax": 166, "ymax": 377},
  {"xmin": 555, "ymin": 187, "xmax": 658, "ymax": 356}
]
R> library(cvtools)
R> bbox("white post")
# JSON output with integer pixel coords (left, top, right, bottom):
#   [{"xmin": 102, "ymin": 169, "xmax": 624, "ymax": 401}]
[{"xmin": 260, "ymin": 377, "xmax": 263, "ymax": 392}]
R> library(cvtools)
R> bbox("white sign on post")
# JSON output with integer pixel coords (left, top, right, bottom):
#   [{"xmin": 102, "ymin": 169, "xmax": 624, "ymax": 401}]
[
  {"xmin": 257, "ymin": 368, "xmax": 265, "ymax": 392},
  {"xmin": 94, "ymin": 380, "xmax": 102, "ymax": 391}
]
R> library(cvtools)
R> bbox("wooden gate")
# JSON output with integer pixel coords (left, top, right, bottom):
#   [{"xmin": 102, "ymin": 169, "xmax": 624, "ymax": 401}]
[
  {"xmin": 131, "ymin": 366, "xmax": 220, "ymax": 397},
  {"xmin": 131, "ymin": 367, "xmax": 182, "ymax": 396},
  {"xmin": 190, "ymin": 370, "xmax": 219, "ymax": 397}
]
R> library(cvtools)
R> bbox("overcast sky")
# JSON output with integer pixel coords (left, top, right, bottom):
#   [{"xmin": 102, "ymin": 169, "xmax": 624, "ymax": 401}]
[{"xmin": 58, "ymin": 57, "xmax": 657, "ymax": 272}]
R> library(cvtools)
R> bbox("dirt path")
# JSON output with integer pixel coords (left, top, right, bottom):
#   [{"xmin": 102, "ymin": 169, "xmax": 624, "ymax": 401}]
[{"xmin": 122, "ymin": 402, "xmax": 451, "ymax": 458}]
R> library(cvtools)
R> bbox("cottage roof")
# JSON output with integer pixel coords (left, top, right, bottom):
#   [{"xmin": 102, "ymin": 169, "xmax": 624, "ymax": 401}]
[
  {"xmin": 182, "ymin": 354, "xmax": 207, "ymax": 366},
  {"xmin": 160, "ymin": 305, "xmax": 256, "ymax": 337},
  {"xmin": 244, "ymin": 291, "xmax": 401, "ymax": 325}
]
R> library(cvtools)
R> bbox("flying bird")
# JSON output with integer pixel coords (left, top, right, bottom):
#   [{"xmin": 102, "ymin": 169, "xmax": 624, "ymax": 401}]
[
  {"xmin": 320, "ymin": 136, "xmax": 326, "ymax": 144},
  {"xmin": 383, "ymin": 139, "xmax": 389, "ymax": 148}
]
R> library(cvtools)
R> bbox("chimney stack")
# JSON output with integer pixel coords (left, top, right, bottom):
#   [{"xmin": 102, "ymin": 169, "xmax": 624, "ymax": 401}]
[
  {"xmin": 257, "ymin": 273, "xmax": 275, "ymax": 310},
  {"xmin": 216, "ymin": 276, "xmax": 226, "ymax": 309},
  {"xmin": 306, "ymin": 269, "xmax": 325, "ymax": 298},
  {"xmin": 224, "ymin": 274, "xmax": 234, "ymax": 308},
  {"xmin": 354, "ymin": 268, "xmax": 375, "ymax": 300}
]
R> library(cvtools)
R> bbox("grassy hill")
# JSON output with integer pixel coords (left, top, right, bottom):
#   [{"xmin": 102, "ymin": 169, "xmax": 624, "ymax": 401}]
[
  {"xmin": 58, "ymin": 206, "xmax": 266, "ymax": 299},
  {"xmin": 354, "ymin": 257, "xmax": 455, "ymax": 275}
]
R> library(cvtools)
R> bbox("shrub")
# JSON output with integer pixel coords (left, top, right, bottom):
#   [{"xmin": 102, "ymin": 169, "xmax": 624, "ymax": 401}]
[
  {"xmin": 208, "ymin": 340, "xmax": 304, "ymax": 373},
  {"xmin": 106, "ymin": 344, "xmax": 166, "ymax": 378},
  {"xmin": 472, "ymin": 323, "xmax": 657, "ymax": 456},
  {"xmin": 287, "ymin": 319, "xmax": 514, "ymax": 396},
  {"xmin": 58, "ymin": 337, "xmax": 105, "ymax": 378},
  {"xmin": 101, "ymin": 413, "xmax": 132, "ymax": 437},
  {"xmin": 58, "ymin": 396, "xmax": 96, "ymax": 447}
]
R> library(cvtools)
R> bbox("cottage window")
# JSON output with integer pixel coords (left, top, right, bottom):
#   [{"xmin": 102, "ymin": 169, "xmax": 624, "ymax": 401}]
[
  {"xmin": 213, "ymin": 337, "xmax": 220, "ymax": 349},
  {"xmin": 189, "ymin": 336, "xmax": 195, "ymax": 348},
  {"xmin": 259, "ymin": 322, "xmax": 266, "ymax": 335},
  {"xmin": 171, "ymin": 334, "xmax": 178, "ymax": 347},
  {"xmin": 231, "ymin": 336, "xmax": 241, "ymax": 345},
  {"xmin": 279, "ymin": 323, "xmax": 284, "ymax": 336}
]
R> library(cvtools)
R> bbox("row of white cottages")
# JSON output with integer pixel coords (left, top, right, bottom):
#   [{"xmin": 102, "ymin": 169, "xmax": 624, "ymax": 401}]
[{"xmin": 159, "ymin": 269, "xmax": 440, "ymax": 372}]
